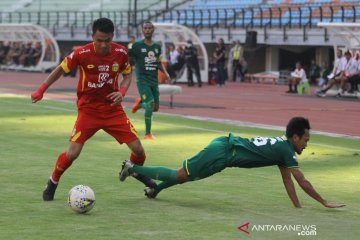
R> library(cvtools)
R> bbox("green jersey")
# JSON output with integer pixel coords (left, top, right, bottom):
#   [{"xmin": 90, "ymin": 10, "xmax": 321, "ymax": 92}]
[
  {"xmin": 183, "ymin": 133, "xmax": 299, "ymax": 181},
  {"xmin": 128, "ymin": 40, "xmax": 162, "ymax": 86},
  {"xmin": 228, "ymin": 133, "xmax": 299, "ymax": 168}
]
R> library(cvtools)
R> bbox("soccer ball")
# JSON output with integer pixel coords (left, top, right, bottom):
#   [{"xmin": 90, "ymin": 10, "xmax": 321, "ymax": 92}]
[{"xmin": 68, "ymin": 185, "xmax": 96, "ymax": 213}]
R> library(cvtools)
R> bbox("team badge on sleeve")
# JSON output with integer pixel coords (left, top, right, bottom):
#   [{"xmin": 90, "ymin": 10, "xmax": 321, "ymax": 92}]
[
  {"xmin": 122, "ymin": 63, "xmax": 131, "ymax": 75},
  {"xmin": 112, "ymin": 62, "xmax": 119, "ymax": 72}
]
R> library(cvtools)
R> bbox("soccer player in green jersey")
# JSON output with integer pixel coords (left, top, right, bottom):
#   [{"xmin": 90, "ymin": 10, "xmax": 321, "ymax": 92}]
[
  {"xmin": 128, "ymin": 21, "xmax": 171, "ymax": 140},
  {"xmin": 119, "ymin": 117, "xmax": 345, "ymax": 208}
]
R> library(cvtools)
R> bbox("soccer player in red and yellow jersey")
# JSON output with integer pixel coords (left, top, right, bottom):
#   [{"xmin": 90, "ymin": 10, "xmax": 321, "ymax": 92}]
[{"xmin": 31, "ymin": 18, "xmax": 156, "ymax": 201}]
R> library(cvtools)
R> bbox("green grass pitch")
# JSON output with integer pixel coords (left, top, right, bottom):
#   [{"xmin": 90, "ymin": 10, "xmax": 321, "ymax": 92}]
[{"xmin": 0, "ymin": 95, "xmax": 359, "ymax": 240}]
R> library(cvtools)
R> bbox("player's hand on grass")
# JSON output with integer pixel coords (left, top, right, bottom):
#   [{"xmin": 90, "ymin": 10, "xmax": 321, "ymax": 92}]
[
  {"xmin": 107, "ymin": 91, "xmax": 123, "ymax": 106},
  {"xmin": 323, "ymin": 201, "xmax": 346, "ymax": 208},
  {"xmin": 31, "ymin": 83, "xmax": 48, "ymax": 103}
]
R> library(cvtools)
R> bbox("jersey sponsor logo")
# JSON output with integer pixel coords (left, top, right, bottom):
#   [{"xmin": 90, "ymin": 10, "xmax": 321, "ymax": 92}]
[
  {"xmin": 144, "ymin": 51, "xmax": 157, "ymax": 70},
  {"xmin": 115, "ymin": 48, "xmax": 127, "ymax": 54},
  {"xmin": 112, "ymin": 62, "xmax": 119, "ymax": 72},
  {"xmin": 145, "ymin": 66, "xmax": 157, "ymax": 71},
  {"xmin": 79, "ymin": 49, "xmax": 91, "ymax": 55},
  {"xmin": 86, "ymin": 72, "xmax": 113, "ymax": 88},
  {"xmin": 88, "ymin": 81, "xmax": 104, "ymax": 88},
  {"xmin": 87, "ymin": 64, "xmax": 95, "ymax": 69},
  {"xmin": 98, "ymin": 72, "xmax": 110, "ymax": 83},
  {"xmin": 98, "ymin": 65, "xmax": 109, "ymax": 72},
  {"xmin": 141, "ymin": 48, "xmax": 147, "ymax": 52}
]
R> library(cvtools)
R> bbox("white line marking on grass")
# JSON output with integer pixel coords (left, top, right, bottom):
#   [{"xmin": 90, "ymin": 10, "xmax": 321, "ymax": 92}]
[
  {"xmin": 310, "ymin": 143, "xmax": 360, "ymax": 152},
  {"xmin": 157, "ymin": 114, "xmax": 360, "ymax": 152},
  {"xmin": 2, "ymin": 95, "xmax": 359, "ymax": 152},
  {"xmin": 162, "ymin": 113, "xmax": 360, "ymax": 140}
]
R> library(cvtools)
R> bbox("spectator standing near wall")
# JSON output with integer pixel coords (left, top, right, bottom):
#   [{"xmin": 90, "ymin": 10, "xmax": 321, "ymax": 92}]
[
  {"xmin": 239, "ymin": 57, "xmax": 248, "ymax": 82},
  {"xmin": 184, "ymin": 40, "xmax": 202, "ymax": 87},
  {"xmin": 230, "ymin": 40, "xmax": 243, "ymax": 82},
  {"xmin": 227, "ymin": 41, "xmax": 235, "ymax": 82},
  {"xmin": 167, "ymin": 44, "xmax": 180, "ymax": 79},
  {"xmin": 213, "ymin": 38, "xmax": 227, "ymax": 87}
]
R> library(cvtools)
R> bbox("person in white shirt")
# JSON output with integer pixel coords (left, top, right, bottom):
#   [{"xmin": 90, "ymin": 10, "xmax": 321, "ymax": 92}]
[
  {"xmin": 286, "ymin": 62, "xmax": 307, "ymax": 93},
  {"xmin": 338, "ymin": 51, "xmax": 359, "ymax": 96},
  {"xmin": 316, "ymin": 49, "xmax": 346, "ymax": 97},
  {"xmin": 169, "ymin": 45, "xmax": 180, "ymax": 66},
  {"xmin": 167, "ymin": 44, "xmax": 181, "ymax": 79}
]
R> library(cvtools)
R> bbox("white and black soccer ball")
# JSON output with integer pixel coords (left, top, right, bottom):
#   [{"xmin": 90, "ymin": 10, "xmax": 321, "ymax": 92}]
[{"xmin": 68, "ymin": 185, "xmax": 96, "ymax": 213}]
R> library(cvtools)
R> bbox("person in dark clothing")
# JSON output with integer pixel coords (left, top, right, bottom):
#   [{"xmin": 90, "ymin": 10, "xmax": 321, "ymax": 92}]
[
  {"xmin": 184, "ymin": 40, "xmax": 202, "ymax": 87},
  {"xmin": 309, "ymin": 60, "xmax": 321, "ymax": 85},
  {"xmin": 0, "ymin": 41, "xmax": 11, "ymax": 64},
  {"xmin": 213, "ymin": 38, "xmax": 226, "ymax": 87}
]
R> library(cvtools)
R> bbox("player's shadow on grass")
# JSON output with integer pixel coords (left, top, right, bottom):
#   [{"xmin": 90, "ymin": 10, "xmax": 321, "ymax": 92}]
[{"xmin": 152, "ymin": 197, "xmax": 235, "ymax": 212}]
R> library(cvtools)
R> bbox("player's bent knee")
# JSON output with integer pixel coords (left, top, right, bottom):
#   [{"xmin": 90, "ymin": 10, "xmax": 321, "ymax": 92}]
[{"xmin": 144, "ymin": 101, "xmax": 155, "ymax": 112}]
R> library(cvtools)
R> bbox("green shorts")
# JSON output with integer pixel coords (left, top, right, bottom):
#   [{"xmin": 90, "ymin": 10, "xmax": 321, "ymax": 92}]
[
  {"xmin": 136, "ymin": 82, "xmax": 159, "ymax": 105},
  {"xmin": 182, "ymin": 136, "xmax": 234, "ymax": 181}
]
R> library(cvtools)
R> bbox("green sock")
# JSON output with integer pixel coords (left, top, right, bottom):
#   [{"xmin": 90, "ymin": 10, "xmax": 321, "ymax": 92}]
[
  {"xmin": 144, "ymin": 110, "xmax": 153, "ymax": 135},
  {"xmin": 155, "ymin": 181, "xmax": 178, "ymax": 194},
  {"xmin": 129, "ymin": 165, "xmax": 177, "ymax": 182},
  {"xmin": 129, "ymin": 165, "xmax": 183, "ymax": 196}
]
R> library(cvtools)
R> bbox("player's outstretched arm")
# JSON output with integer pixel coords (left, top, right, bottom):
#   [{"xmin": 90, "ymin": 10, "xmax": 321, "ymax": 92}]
[
  {"xmin": 278, "ymin": 166, "xmax": 301, "ymax": 208},
  {"xmin": 31, "ymin": 65, "xmax": 64, "ymax": 103},
  {"xmin": 290, "ymin": 168, "xmax": 345, "ymax": 208}
]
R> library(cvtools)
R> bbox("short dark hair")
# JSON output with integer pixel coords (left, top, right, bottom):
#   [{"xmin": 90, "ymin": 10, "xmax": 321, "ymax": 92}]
[
  {"xmin": 286, "ymin": 117, "xmax": 311, "ymax": 138},
  {"xmin": 92, "ymin": 18, "xmax": 114, "ymax": 34},
  {"xmin": 142, "ymin": 21, "xmax": 153, "ymax": 28}
]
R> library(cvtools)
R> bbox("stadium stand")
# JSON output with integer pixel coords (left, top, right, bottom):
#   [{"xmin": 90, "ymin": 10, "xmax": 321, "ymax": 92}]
[
  {"xmin": 1, "ymin": 0, "xmax": 360, "ymax": 97},
  {"xmin": 1, "ymin": 0, "xmax": 360, "ymax": 31},
  {"xmin": 161, "ymin": 0, "xmax": 360, "ymax": 28}
]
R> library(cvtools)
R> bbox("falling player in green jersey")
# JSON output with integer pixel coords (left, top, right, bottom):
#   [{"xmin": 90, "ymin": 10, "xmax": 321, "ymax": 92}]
[
  {"xmin": 128, "ymin": 21, "xmax": 171, "ymax": 140},
  {"xmin": 120, "ymin": 117, "xmax": 345, "ymax": 208}
]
